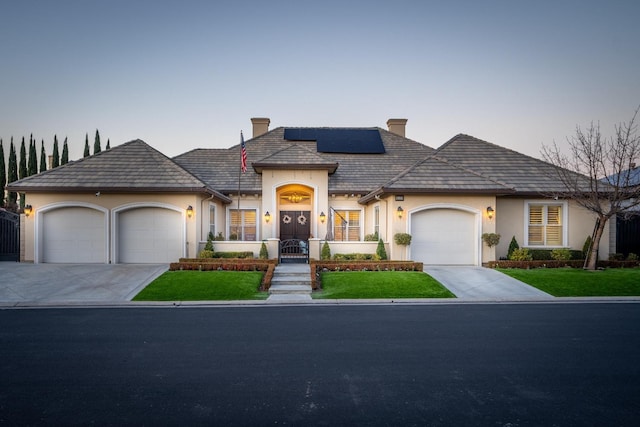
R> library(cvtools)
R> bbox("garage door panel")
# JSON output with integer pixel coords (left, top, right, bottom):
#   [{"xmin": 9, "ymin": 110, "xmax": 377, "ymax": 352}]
[
  {"xmin": 42, "ymin": 207, "xmax": 106, "ymax": 263},
  {"xmin": 118, "ymin": 208, "xmax": 182, "ymax": 263},
  {"xmin": 411, "ymin": 209, "xmax": 477, "ymax": 265}
]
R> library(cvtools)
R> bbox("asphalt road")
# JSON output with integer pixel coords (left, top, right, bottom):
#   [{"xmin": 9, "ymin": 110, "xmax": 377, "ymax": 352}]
[{"xmin": 1, "ymin": 304, "xmax": 639, "ymax": 426}]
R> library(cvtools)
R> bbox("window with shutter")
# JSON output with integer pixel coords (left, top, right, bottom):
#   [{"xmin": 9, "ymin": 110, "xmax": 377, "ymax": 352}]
[{"xmin": 526, "ymin": 202, "xmax": 566, "ymax": 247}]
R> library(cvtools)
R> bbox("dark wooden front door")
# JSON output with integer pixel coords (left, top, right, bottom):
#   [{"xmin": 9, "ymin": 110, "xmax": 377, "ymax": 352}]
[{"xmin": 280, "ymin": 211, "xmax": 311, "ymax": 240}]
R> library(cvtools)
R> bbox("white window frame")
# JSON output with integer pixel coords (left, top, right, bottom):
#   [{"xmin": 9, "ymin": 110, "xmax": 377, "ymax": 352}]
[
  {"xmin": 331, "ymin": 208, "xmax": 363, "ymax": 242},
  {"xmin": 227, "ymin": 208, "xmax": 258, "ymax": 241},
  {"xmin": 208, "ymin": 203, "xmax": 216, "ymax": 238},
  {"xmin": 524, "ymin": 200, "xmax": 568, "ymax": 247},
  {"xmin": 374, "ymin": 205, "xmax": 380, "ymax": 238}
]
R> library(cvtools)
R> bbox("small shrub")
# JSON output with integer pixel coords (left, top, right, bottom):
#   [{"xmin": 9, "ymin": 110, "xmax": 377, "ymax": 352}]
[
  {"xmin": 550, "ymin": 248, "xmax": 572, "ymax": 261},
  {"xmin": 204, "ymin": 232, "xmax": 215, "ymax": 251},
  {"xmin": 229, "ymin": 233, "xmax": 238, "ymax": 241},
  {"xmin": 259, "ymin": 242, "xmax": 269, "ymax": 259},
  {"xmin": 198, "ymin": 250, "xmax": 215, "ymax": 259},
  {"xmin": 509, "ymin": 248, "xmax": 533, "ymax": 261},
  {"xmin": 582, "ymin": 235, "xmax": 592, "ymax": 259},
  {"xmin": 508, "ymin": 236, "xmax": 520, "ymax": 259},
  {"xmin": 376, "ymin": 238, "xmax": 388, "ymax": 260},
  {"xmin": 364, "ymin": 232, "xmax": 379, "ymax": 242},
  {"xmin": 482, "ymin": 233, "xmax": 501, "ymax": 248},
  {"xmin": 609, "ymin": 253, "xmax": 625, "ymax": 261},
  {"xmin": 321, "ymin": 241, "xmax": 331, "ymax": 260},
  {"xmin": 214, "ymin": 232, "xmax": 225, "ymax": 241},
  {"xmin": 394, "ymin": 233, "xmax": 412, "ymax": 246},
  {"xmin": 213, "ymin": 251, "xmax": 254, "ymax": 259},
  {"xmin": 627, "ymin": 253, "xmax": 638, "ymax": 261}
]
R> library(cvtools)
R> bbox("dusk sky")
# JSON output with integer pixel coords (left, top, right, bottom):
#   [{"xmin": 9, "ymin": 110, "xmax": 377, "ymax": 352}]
[{"xmin": 1, "ymin": 0, "xmax": 639, "ymax": 163}]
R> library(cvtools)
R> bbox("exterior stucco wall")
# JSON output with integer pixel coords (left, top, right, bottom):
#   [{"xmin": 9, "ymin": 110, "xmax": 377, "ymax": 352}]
[
  {"xmin": 22, "ymin": 192, "xmax": 202, "ymax": 263},
  {"xmin": 495, "ymin": 197, "xmax": 608, "ymax": 260}
]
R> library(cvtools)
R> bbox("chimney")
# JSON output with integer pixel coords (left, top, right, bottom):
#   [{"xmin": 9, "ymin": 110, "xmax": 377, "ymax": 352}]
[
  {"xmin": 48, "ymin": 155, "xmax": 53, "ymax": 169},
  {"xmin": 387, "ymin": 118, "xmax": 407, "ymax": 137},
  {"xmin": 251, "ymin": 117, "xmax": 270, "ymax": 138}
]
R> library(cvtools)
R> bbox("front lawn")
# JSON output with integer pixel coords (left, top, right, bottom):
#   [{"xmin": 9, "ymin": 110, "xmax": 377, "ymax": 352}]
[
  {"xmin": 498, "ymin": 267, "xmax": 640, "ymax": 297},
  {"xmin": 133, "ymin": 271, "xmax": 267, "ymax": 301},
  {"xmin": 314, "ymin": 271, "xmax": 455, "ymax": 299}
]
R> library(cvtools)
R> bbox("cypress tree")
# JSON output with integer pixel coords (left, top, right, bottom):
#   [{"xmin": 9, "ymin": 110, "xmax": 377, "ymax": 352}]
[
  {"xmin": 94, "ymin": 129, "xmax": 101, "ymax": 154},
  {"xmin": 83, "ymin": 133, "xmax": 90, "ymax": 157},
  {"xmin": 28, "ymin": 136, "xmax": 37, "ymax": 176},
  {"xmin": 8, "ymin": 139, "xmax": 18, "ymax": 205},
  {"xmin": 40, "ymin": 140, "xmax": 47, "ymax": 173},
  {"xmin": 52, "ymin": 135, "xmax": 60, "ymax": 168},
  {"xmin": 61, "ymin": 137, "xmax": 69, "ymax": 164},
  {"xmin": 0, "ymin": 139, "xmax": 5, "ymax": 206},
  {"xmin": 18, "ymin": 138, "xmax": 27, "ymax": 208},
  {"xmin": 106, "ymin": 139, "xmax": 110, "ymax": 150}
]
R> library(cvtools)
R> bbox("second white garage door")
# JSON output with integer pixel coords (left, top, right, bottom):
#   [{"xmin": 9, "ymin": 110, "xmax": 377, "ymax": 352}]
[
  {"xmin": 411, "ymin": 208, "xmax": 478, "ymax": 265},
  {"xmin": 117, "ymin": 207, "xmax": 183, "ymax": 263}
]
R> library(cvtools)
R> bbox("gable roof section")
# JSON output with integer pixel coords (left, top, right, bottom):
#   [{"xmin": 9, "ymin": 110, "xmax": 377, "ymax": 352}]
[
  {"xmin": 251, "ymin": 144, "xmax": 339, "ymax": 173},
  {"xmin": 434, "ymin": 134, "xmax": 587, "ymax": 194},
  {"xmin": 6, "ymin": 139, "xmax": 231, "ymax": 201}
]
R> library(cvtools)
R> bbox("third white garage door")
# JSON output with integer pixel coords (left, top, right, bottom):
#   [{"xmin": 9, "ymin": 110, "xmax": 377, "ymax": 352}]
[
  {"xmin": 117, "ymin": 207, "xmax": 183, "ymax": 263},
  {"xmin": 410, "ymin": 208, "xmax": 478, "ymax": 265}
]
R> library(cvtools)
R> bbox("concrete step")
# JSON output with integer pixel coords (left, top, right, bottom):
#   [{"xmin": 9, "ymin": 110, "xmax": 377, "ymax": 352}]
[
  {"xmin": 271, "ymin": 276, "xmax": 311, "ymax": 285},
  {"xmin": 269, "ymin": 284, "xmax": 312, "ymax": 295},
  {"xmin": 266, "ymin": 293, "xmax": 313, "ymax": 303},
  {"xmin": 274, "ymin": 264, "xmax": 311, "ymax": 274}
]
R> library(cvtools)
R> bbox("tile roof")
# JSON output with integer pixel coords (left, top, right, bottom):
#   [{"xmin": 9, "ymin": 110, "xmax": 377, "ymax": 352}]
[
  {"xmin": 433, "ymin": 134, "xmax": 590, "ymax": 194},
  {"xmin": 6, "ymin": 139, "xmax": 230, "ymax": 201},
  {"xmin": 252, "ymin": 144, "xmax": 339, "ymax": 173},
  {"xmin": 173, "ymin": 127, "xmax": 434, "ymax": 194}
]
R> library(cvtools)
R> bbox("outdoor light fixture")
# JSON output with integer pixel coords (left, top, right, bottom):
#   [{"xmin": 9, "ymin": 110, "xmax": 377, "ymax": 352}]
[
  {"xmin": 264, "ymin": 211, "xmax": 271, "ymax": 223},
  {"xmin": 24, "ymin": 205, "xmax": 33, "ymax": 217},
  {"xmin": 397, "ymin": 206, "xmax": 404, "ymax": 219},
  {"xmin": 186, "ymin": 205, "xmax": 194, "ymax": 218},
  {"xmin": 486, "ymin": 206, "xmax": 494, "ymax": 219},
  {"xmin": 319, "ymin": 211, "xmax": 326, "ymax": 223}
]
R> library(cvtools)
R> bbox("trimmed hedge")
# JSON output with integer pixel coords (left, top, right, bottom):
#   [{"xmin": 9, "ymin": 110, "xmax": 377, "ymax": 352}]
[
  {"xmin": 310, "ymin": 259, "xmax": 424, "ymax": 290},
  {"xmin": 527, "ymin": 249, "xmax": 583, "ymax": 261},
  {"xmin": 197, "ymin": 251, "xmax": 254, "ymax": 259}
]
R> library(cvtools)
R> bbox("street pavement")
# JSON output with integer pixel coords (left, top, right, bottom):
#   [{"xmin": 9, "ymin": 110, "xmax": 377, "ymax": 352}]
[{"xmin": 1, "ymin": 304, "xmax": 638, "ymax": 426}]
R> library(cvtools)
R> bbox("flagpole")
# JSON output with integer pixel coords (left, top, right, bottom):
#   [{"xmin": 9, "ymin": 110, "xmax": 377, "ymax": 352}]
[{"xmin": 236, "ymin": 131, "xmax": 246, "ymax": 239}]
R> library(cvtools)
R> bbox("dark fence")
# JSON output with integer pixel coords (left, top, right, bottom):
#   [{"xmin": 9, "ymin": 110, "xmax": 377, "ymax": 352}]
[
  {"xmin": 279, "ymin": 239, "xmax": 309, "ymax": 263},
  {"xmin": 0, "ymin": 210, "xmax": 20, "ymax": 261},
  {"xmin": 616, "ymin": 214, "xmax": 640, "ymax": 256}
]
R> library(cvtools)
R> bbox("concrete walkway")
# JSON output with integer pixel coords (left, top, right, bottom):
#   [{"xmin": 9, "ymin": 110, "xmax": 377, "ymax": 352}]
[
  {"xmin": 0, "ymin": 263, "xmax": 167, "ymax": 304},
  {"xmin": 424, "ymin": 266, "xmax": 553, "ymax": 300}
]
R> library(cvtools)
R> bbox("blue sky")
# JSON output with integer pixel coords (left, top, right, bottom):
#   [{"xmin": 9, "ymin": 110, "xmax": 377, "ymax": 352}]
[{"xmin": 1, "ymin": 0, "xmax": 639, "ymax": 162}]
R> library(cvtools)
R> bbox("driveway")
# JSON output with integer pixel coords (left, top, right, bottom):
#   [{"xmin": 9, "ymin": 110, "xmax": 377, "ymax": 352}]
[
  {"xmin": 424, "ymin": 266, "xmax": 553, "ymax": 300},
  {"xmin": 0, "ymin": 263, "xmax": 167, "ymax": 305}
]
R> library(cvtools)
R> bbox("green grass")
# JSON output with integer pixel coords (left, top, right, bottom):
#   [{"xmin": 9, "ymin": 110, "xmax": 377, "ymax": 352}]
[
  {"xmin": 133, "ymin": 271, "xmax": 267, "ymax": 301},
  {"xmin": 498, "ymin": 267, "xmax": 640, "ymax": 297},
  {"xmin": 314, "ymin": 271, "xmax": 455, "ymax": 299}
]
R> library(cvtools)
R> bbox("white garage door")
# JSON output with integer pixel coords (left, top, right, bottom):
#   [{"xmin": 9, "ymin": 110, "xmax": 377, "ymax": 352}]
[
  {"xmin": 118, "ymin": 207, "xmax": 183, "ymax": 263},
  {"xmin": 411, "ymin": 209, "xmax": 477, "ymax": 265},
  {"xmin": 42, "ymin": 207, "xmax": 106, "ymax": 263}
]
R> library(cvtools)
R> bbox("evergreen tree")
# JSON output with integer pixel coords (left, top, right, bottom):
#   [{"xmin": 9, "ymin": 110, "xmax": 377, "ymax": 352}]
[
  {"xmin": 61, "ymin": 137, "xmax": 69, "ymax": 164},
  {"xmin": 39, "ymin": 140, "xmax": 47, "ymax": 173},
  {"xmin": 106, "ymin": 139, "xmax": 110, "ymax": 150},
  {"xmin": 83, "ymin": 133, "xmax": 90, "ymax": 157},
  {"xmin": 19, "ymin": 137, "xmax": 27, "ymax": 179},
  {"xmin": 0, "ymin": 139, "xmax": 5, "ymax": 206},
  {"xmin": 28, "ymin": 136, "xmax": 37, "ymax": 176},
  {"xmin": 7, "ymin": 139, "xmax": 18, "ymax": 205},
  {"xmin": 94, "ymin": 129, "xmax": 101, "ymax": 154},
  {"xmin": 52, "ymin": 135, "xmax": 60, "ymax": 168}
]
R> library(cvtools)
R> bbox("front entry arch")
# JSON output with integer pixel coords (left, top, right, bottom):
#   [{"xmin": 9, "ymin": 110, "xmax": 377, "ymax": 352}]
[{"xmin": 277, "ymin": 184, "xmax": 314, "ymax": 263}]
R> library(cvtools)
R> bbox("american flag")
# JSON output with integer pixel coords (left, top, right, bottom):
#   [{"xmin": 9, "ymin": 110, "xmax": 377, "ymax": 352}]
[{"xmin": 240, "ymin": 132, "xmax": 247, "ymax": 173}]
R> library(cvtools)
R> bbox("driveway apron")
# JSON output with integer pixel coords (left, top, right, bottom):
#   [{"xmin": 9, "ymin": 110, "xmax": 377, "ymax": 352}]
[
  {"xmin": 0, "ymin": 263, "xmax": 167, "ymax": 304},
  {"xmin": 424, "ymin": 266, "xmax": 553, "ymax": 300}
]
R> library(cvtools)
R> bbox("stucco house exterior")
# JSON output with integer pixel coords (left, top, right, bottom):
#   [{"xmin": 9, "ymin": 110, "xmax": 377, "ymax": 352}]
[{"xmin": 6, "ymin": 117, "xmax": 608, "ymax": 265}]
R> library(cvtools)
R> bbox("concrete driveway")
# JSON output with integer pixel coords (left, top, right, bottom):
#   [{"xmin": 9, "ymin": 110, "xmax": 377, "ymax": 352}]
[
  {"xmin": 424, "ymin": 266, "xmax": 553, "ymax": 300},
  {"xmin": 0, "ymin": 263, "xmax": 167, "ymax": 305}
]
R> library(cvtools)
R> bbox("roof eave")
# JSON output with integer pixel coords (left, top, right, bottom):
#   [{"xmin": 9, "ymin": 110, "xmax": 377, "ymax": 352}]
[{"xmin": 252, "ymin": 162, "xmax": 339, "ymax": 174}]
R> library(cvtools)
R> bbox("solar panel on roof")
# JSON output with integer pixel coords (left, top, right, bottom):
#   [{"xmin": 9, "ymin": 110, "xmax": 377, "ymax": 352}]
[{"xmin": 284, "ymin": 128, "xmax": 385, "ymax": 154}]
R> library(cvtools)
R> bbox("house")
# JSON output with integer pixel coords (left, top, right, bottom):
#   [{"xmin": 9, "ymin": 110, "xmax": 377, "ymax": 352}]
[
  {"xmin": 607, "ymin": 162, "xmax": 640, "ymax": 257},
  {"xmin": 6, "ymin": 117, "xmax": 608, "ymax": 265}
]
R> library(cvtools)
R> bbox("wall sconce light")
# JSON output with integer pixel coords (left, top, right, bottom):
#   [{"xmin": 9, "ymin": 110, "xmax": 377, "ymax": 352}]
[
  {"xmin": 24, "ymin": 205, "xmax": 33, "ymax": 217},
  {"xmin": 264, "ymin": 211, "xmax": 271, "ymax": 223},
  {"xmin": 319, "ymin": 211, "xmax": 326, "ymax": 223},
  {"xmin": 186, "ymin": 205, "xmax": 194, "ymax": 218},
  {"xmin": 486, "ymin": 206, "xmax": 494, "ymax": 219},
  {"xmin": 397, "ymin": 206, "xmax": 404, "ymax": 219}
]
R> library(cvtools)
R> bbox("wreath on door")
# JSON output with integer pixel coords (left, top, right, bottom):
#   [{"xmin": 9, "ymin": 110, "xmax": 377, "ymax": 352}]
[
  {"xmin": 282, "ymin": 214, "xmax": 292, "ymax": 224},
  {"xmin": 297, "ymin": 214, "xmax": 307, "ymax": 225}
]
